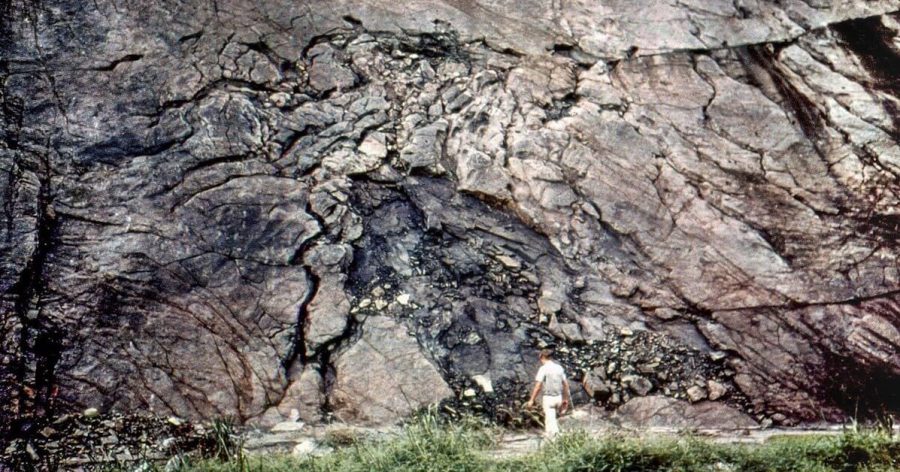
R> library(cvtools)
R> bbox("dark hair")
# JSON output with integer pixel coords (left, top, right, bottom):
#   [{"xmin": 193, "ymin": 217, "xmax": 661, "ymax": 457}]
[{"xmin": 539, "ymin": 349, "xmax": 553, "ymax": 360}]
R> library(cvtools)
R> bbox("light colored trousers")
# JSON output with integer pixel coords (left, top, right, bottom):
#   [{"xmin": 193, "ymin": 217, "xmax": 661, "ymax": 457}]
[{"xmin": 542, "ymin": 395, "xmax": 563, "ymax": 438}]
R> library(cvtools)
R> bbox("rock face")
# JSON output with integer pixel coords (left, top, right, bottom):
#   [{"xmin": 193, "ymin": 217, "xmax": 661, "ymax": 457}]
[
  {"xmin": 1, "ymin": 0, "xmax": 899, "ymax": 442},
  {"xmin": 613, "ymin": 396, "xmax": 758, "ymax": 430},
  {"xmin": 330, "ymin": 316, "xmax": 452, "ymax": 424}
]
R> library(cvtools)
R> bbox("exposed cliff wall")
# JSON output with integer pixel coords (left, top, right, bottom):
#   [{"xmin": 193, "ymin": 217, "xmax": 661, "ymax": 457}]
[{"xmin": 2, "ymin": 0, "xmax": 899, "ymax": 439}]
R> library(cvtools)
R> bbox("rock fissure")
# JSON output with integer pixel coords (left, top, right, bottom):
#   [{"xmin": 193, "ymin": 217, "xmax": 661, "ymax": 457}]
[{"xmin": 5, "ymin": 151, "xmax": 61, "ymax": 440}]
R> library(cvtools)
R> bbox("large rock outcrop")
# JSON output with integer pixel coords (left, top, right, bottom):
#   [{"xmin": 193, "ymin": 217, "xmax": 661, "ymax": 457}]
[{"xmin": 2, "ymin": 0, "xmax": 899, "ymax": 440}]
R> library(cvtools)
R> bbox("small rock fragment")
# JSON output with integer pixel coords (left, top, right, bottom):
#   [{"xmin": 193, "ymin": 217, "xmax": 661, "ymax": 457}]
[
  {"xmin": 583, "ymin": 373, "xmax": 612, "ymax": 401},
  {"xmin": 707, "ymin": 380, "xmax": 728, "ymax": 401},
  {"xmin": 710, "ymin": 351, "xmax": 728, "ymax": 361},
  {"xmin": 26, "ymin": 442, "xmax": 39, "ymax": 461},
  {"xmin": 359, "ymin": 132, "xmax": 388, "ymax": 158},
  {"xmin": 537, "ymin": 289, "xmax": 564, "ymax": 315},
  {"xmin": 472, "ymin": 374, "xmax": 494, "ymax": 393},
  {"xmin": 625, "ymin": 376, "xmax": 653, "ymax": 396},
  {"xmin": 269, "ymin": 92, "xmax": 290, "ymax": 107},
  {"xmin": 292, "ymin": 439, "xmax": 318, "ymax": 457},
  {"xmin": 271, "ymin": 421, "xmax": 305, "ymax": 432},
  {"xmin": 686, "ymin": 386, "xmax": 707, "ymax": 403},
  {"xmin": 496, "ymin": 255, "xmax": 521, "ymax": 269}
]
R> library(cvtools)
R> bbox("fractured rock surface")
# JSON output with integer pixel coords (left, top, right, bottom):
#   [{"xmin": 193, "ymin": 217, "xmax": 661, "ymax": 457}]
[{"xmin": 1, "ymin": 0, "xmax": 900, "ymax": 446}]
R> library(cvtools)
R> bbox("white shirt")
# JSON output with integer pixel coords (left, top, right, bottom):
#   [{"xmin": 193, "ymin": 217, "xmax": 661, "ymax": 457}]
[{"xmin": 535, "ymin": 361, "xmax": 566, "ymax": 396}]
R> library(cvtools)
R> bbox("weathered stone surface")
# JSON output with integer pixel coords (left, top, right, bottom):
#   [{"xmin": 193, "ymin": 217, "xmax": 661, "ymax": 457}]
[
  {"xmin": 707, "ymin": 381, "xmax": 728, "ymax": 402},
  {"xmin": 614, "ymin": 396, "xmax": 758, "ymax": 430},
  {"xmin": 1, "ymin": 1, "xmax": 899, "ymax": 447},
  {"xmin": 256, "ymin": 364, "xmax": 325, "ymax": 427},
  {"xmin": 583, "ymin": 372, "xmax": 612, "ymax": 402},
  {"xmin": 624, "ymin": 376, "xmax": 654, "ymax": 397},
  {"xmin": 305, "ymin": 275, "xmax": 352, "ymax": 353},
  {"xmin": 330, "ymin": 316, "xmax": 452, "ymax": 424},
  {"xmin": 687, "ymin": 386, "xmax": 708, "ymax": 403}
]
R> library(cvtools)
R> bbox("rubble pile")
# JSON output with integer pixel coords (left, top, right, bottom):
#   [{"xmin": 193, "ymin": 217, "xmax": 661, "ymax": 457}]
[{"xmin": 1, "ymin": 412, "xmax": 221, "ymax": 471}]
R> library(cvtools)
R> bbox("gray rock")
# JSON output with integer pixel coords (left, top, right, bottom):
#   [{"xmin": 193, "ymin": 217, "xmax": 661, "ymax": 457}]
[
  {"xmin": 400, "ymin": 121, "xmax": 448, "ymax": 171},
  {"xmin": 548, "ymin": 315, "xmax": 584, "ymax": 343},
  {"xmin": 307, "ymin": 44, "xmax": 357, "ymax": 93},
  {"xmin": 583, "ymin": 373, "xmax": 612, "ymax": 401},
  {"xmin": 625, "ymin": 376, "xmax": 654, "ymax": 396}
]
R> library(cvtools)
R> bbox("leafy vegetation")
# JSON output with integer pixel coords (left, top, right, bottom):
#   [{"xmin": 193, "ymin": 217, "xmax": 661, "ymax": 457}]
[{"xmin": 120, "ymin": 415, "xmax": 898, "ymax": 472}]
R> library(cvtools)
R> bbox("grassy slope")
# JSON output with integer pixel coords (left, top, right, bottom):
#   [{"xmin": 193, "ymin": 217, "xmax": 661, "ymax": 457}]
[{"xmin": 160, "ymin": 417, "xmax": 899, "ymax": 472}]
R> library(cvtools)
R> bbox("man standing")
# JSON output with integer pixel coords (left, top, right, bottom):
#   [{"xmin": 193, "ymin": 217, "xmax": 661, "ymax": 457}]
[{"xmin": 526, "ymin": 349, "xmax": 571, "ymax": 439}]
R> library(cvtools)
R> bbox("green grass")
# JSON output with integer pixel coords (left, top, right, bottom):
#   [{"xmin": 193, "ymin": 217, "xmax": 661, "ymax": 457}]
[
  {"xmin": 152, "ymin": 417, "xmax": 899, "ymax": 472},
  {"xmin": 505, "ymin": 430, "xmax": 899, "ymax": 472}
]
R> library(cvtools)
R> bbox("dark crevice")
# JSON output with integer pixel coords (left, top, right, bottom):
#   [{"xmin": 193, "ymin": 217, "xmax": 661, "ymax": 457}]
[
  {"xmin": 157, "ymin": 77, "xmax": 288, "ymax": 114},
  {"xmin": 177, "ymin": 29, "xmax": 204, "ymax": 44},
  {"xmin": 832, "ymin": 13, "xmax": 900, "ymax": 96},
  {"xmin": 7, "ymin": 153, "xmax": 62, "ymax": 442},
  {"xmin": 550, "ymin": 43, "xmax": 599, "ymax": 67},
  {"xmin": 542, "ymin": 91, "xmax": 578, "ymax": 122},
  {"xmin": 80, "ymin": 123, "xmax": 195, "ymax": 165},
  {"xmin": 280, "ymin": 272, "xmax": 316, "ymax": 372},
  {"xmin": 87, "ymin": 54, "xmax": 144, "ymax": 72},
  {"xmin": 146, "ymin": 153, "xmax": 254, "ymax": 199},
  {"xmin": 741, "ymin": 45, "xmax": 825, "ymax": 142},
  {"xmin": 240, "ymin": 40, "xmax": 293, "ymax": 75},
  {"xmin": 341, "ymin": 15, "xmax": 362, "ymax": 28},
  {"xmin": 312, "ymin": 313, "xmax": 362, "ymax": 417},
  {"xmin": 284, "ymin": 194, "xmax": 366, "ymax": 419},
  {"xmin": 818, "ymin": 348, "xmax": 900, "ymax": 422},
  {"xmin": 832, "ymin": 12, "xmax": 900, "ymax": 135}
]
